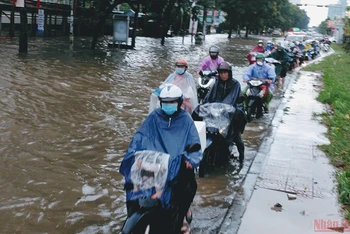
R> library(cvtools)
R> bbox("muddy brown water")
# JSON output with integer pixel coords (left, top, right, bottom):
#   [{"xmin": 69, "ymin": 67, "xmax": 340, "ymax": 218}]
[{"xmin": 0, "ymin": 35, "xmax": 270, "ymax": 233}]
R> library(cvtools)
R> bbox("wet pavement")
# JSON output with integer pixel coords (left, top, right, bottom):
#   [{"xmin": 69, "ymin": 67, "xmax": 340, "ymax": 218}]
[
  {"xmin": 0, "ymin": 34, "xmax": 273, "ymax": 234},
  {"xmin": 218, "ymin": 66, "xmax": 343, "ymax": 233}
]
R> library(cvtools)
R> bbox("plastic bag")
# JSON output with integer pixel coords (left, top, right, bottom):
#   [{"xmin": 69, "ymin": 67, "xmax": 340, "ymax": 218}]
[{"xmin": 130, "ymin": 151, "xmax": 170, "ymax": 195}]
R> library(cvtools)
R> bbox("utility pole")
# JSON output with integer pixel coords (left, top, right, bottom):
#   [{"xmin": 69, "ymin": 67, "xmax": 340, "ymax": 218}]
[
  {"xmin": 17, "ymin": 0, "xmax": 28, "ymax": 53},
  {"xmin": 69, "ymin": 0, "xmax": 74, "ymax": 49}
]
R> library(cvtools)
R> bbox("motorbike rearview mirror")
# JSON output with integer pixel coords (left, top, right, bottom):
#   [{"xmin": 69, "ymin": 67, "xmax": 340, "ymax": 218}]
[{"xmin": 185, "ymin": 143, "xmax": 201, "ymax": 153}]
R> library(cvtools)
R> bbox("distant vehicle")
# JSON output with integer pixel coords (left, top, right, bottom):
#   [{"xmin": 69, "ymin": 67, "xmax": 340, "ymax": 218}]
[
  {"xmin": 284, "ymin": 34, "xmax": 305, "ymax": 42},
  {"xmin": 328, "ymin": 36, "xmax": 336, "ymax": 42},
  {"xmin": 272, "ymin": 29, "xmax": 283, "ymax": 37}
]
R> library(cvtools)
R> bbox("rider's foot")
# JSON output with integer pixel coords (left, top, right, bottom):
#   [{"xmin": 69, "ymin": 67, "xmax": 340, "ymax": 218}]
[
  {"xmin": 181, "ymin": 220, "xmax": 191, "ymax": 234},
  {"xmin": 264, "ymin": 106, "xmax": 269, "ymax": 113},
  {"xmin": 186, "ymin": 209, "xmax": 192, "ymax": 224}
]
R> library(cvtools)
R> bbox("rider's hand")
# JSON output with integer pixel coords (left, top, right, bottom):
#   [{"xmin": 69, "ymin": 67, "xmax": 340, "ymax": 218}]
[
  {"xmin": 267, "ymin": 79, "xmax": 273, "ymax": 84},
  {"xmin": 243, "ymin": 80, "xmax": 248, "ymax": 83},
  {"xmin": 185, "ymin": 160, "xmax": 193, "ymax": 169}
]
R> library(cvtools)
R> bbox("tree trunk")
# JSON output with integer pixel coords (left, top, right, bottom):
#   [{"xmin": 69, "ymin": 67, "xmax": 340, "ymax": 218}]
[
  {"xmin": 10, "ymin": 6, "xmax": 15, "ymax": 37},
  {"xmin": 228, "ymin": 28, "xmax": 232, "ymax": 38},
  {"xmin": 202, "ymin": 7, "xmax": 207, "ymax": 41},
  {"xmin": 19, "ymin": 8, "xmax": 28, "ymax": 53},
  {"xmin": 131, "ymin": 1, "xmax": 140, "ymax": 48},
  {"xmin": 245, "ymin": 26, "xmax": 249, "ymax": 38},
  {"xmin": 91, "ymin": 15, "xmax": 106, "ymax": 49},
  {"xmin": 160, "ymin": 0, "xmax": 176, "ymax": 46},
  {"xmin": 91, "ymin": 0, "xmax": 121, "ymax": 49}
]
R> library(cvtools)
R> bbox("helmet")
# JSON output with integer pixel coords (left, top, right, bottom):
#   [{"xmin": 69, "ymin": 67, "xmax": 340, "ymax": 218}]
[
  {"xmin": 159, "ymin": 84, "xmax": 183, "ymax": 103},
  {"xmin": 209, "ymin": 45, "xmax": 220, "ymax": 54},
  {"xmin": 256, "ymin": 53, "xmax": 265, "ymax": 60},
  {"xmin": 277, "ymin": 46, "xmax": 284, "ymax": 51},
  {"xmin": 217, "ymin": 61, "xmax": 232, "ymax": 72},
  {"xmin": 289, "ymin": 42, "xmax": 295, "ymax": 47},
  {"xmin": 175, "ymin": 58, "xmax": 188, "ymax": 67},
  {"xmin": 258, "ymin": 40, "xmax": 264, "ymax": 44},
  {"xmin": 267, "ymin": 41, "xmax": 273, "ymax": 44},
  {"xmin": 217, "ymin": 61, "xmax": 232, "ymax": 79}
]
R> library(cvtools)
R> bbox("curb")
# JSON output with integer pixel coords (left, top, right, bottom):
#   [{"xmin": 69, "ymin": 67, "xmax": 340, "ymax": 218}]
[{"xmin": 217, "ymin": 51, "xmax": 333, "ymax": 234}]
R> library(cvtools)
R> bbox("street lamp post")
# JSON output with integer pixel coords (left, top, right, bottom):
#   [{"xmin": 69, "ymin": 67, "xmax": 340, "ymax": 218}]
[
  {"xmin": 69, "ymin": 0, "xmax": 74, "ymax": 49},
  {"xmin": 18, "ymin": 0, "xmax": 28, "ymax": 53}
]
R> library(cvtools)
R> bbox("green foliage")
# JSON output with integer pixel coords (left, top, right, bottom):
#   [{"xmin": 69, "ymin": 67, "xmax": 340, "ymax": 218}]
[
  {"xmin": 305, "ymin": 44, "xmax": 350, "ymax": 220},
  {"xmin": 317, "ymin": 18, "xmax": 332, "ymax": 35},
  {"xmin": 216, "ymin": 0, "xmax": 309, "ymax": 35},
  {"xmin": 338, "ymin": 171, "xmax": 350, "ymax": 205}
]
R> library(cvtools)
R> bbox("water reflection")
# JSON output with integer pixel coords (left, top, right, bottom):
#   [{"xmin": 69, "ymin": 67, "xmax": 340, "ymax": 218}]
[{"xmin": 0, "ymin": 34, "xmax": 265, "ymax": 233}]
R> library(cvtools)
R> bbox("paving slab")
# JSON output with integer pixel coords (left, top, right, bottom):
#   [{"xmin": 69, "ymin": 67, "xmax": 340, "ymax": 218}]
[{"xmin": 236, "ymin": 72, "xmax": 343, "ymax": 234}]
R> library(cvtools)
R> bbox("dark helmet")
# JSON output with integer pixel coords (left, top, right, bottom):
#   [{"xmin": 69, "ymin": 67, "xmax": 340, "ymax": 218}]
[
  {"xmin": 217, "ymin": 61, "xmax": 232, "ymax": 79},
  {"xmin": 209, "ymin": 45, "xmax": 220, "ymax": 59}
]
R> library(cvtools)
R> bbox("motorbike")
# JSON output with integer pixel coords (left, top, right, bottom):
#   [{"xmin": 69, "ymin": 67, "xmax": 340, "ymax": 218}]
[
  {"xmin": 265, "ymin": 57, "xmax": 281, "ymax": 72},
  {"xmin": 246, "ymin": 52, "xmax": 258, "ymax": 65},
  {"xmin": 321, "ymin": 43, "xmax": 330, "ymax": 52},
  {"xmin": 245, "ymin": 79, "xmax": 270, "ymax": 122},
  {"xmin": 192, "ymin": 103, "xmax": 237, "ymax": 177},
  {"xmin": 197, "ymin": 70, "xmax": 217, "ymax": 104},
  {"xmin": 121, "ymin": 144, "xmax": 201, "ymax": 234}
]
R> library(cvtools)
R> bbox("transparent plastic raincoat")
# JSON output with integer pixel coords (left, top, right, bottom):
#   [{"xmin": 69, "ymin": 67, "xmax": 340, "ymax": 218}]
[{"xmin": 149, "ymin": 72, "xmax": 198, "ymax": 114}]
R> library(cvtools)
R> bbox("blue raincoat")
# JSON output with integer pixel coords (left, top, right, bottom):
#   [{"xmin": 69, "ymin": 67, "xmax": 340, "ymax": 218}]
[
  {"xmin": 119, "ymin": 108, "xmax": 202, "ymax": 209},
  {"xmin": 243, "ymin": 62, "xmax": 276, "ymax": 92}
]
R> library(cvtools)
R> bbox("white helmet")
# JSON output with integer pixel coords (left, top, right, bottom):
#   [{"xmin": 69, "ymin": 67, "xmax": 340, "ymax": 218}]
[{"xmin": 159, "ymin": 84, "xmax": 183, "ymax": 102}]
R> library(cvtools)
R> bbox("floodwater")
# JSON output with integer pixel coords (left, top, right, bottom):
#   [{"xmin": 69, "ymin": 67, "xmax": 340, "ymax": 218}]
[{"xmin": 0, "ymin": 34, "xmax": 273, "ymax": 233}]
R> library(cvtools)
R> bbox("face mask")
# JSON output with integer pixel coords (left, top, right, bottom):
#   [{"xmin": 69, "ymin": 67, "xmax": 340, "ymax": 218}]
[
  {"xmin": 210, "ymin": 54, "xmax": 218, "ymax": 59},
  {"xmin": 258, "ymin": 43, "xmax": 263, "ymax": 47},
  {"xmin": 161, "ymin": 103, "xmax": 178, "ymax": 115},
  {"xmin": 175, "ymin": 68, "xmax": 185, "ymax": 75},
  {"xmin": 257, "ymin": 61, "xmax": 263, "ymax": 66}
]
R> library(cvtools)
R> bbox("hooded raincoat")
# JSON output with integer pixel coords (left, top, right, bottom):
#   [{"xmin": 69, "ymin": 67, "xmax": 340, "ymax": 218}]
[
  {"xmin": 119, "ymin": 108, "xmax": 202, "ymax": 209},
  {"xmin": 243, "ymin": 62, "xmax": 276, "ymax": 92},
  {"xmin": 197, "ymin": 55, "xmax": 224, "ymax": 72},
  {"xmin": 163, "ymin": 72, "xmax": 198, "ymax": 114},
  {"xmin": 203, "ymin": 77, "xmax": 242, "ymax": 108}
]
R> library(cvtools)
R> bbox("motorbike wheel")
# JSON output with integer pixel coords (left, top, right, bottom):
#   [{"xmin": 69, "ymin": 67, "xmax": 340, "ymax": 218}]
[
  {"xmin": 246, "ymin": 105, "xmax": 255, "ymax": 123},
  {"xmin": 199, "ymin": 148, "xmax": 210, "ymax": 177}
]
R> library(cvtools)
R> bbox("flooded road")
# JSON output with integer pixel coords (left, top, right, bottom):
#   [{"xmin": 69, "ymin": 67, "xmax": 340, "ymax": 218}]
[{"xmin": 0, "ymin": 34, "xmax": 271, "ymax": 233}]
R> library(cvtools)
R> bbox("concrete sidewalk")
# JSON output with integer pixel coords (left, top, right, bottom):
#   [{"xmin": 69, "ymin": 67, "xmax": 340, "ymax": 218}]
[{"xmin": 219, "ymin": 71, "xmax": 344, "ymax": 234}]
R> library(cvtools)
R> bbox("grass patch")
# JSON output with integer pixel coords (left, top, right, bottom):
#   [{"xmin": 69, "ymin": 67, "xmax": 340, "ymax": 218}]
[{"xmin": 304, "ymin": 44, "xmax": 350, "ymax": 218}]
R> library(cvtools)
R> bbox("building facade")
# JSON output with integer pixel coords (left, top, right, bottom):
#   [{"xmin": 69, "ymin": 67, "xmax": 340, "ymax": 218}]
[{"xmin": 328, "ymin": 0, "xmax": 347, "ymax": 19}]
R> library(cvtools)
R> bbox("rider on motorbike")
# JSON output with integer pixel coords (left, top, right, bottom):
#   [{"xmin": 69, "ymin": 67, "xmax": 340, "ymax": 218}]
[
  {"xmin": 202, "ymin": 61, "xmax": 247, "ymax": 167},
  {"xmin": 265, "ymin": 41, "xmax": 275, "ymax": 52},
  {"xmin": 196, "ymin": 45, "xmax": 224, "ymax": 72},
  {"xmin": 163, "ymin": 59, "xmax": 199, "ymax": 114},
  {"xmin": 247, "ymin": 40, "xmax": 266, "ymax": 64},
  {"xmin": 267, "ymin": 46, "xmax": 290, "ymax": 87},
  {"xmin": 120, "ymin": 84, "xmax": 202, "ymax": 234},
  {"xmin": 243, "ymin": 53, "xmax": 276, "ymax": 113},
  {"xmin": 149, "ymin": 59, "xmax": 199, "ymax": 115}
]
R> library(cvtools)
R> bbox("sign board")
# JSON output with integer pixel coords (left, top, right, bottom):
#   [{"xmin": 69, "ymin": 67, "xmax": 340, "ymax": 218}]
[
  {"xmin": 37, "ymin": 9, "xmax": 44, "ymax": 35},
  {"xmin": 16, "ymin": 0, "xmax": 24, "ymax": 7},
  {"xmin": 189, "ymin": 17, "xmax": 198, "ymax": 35},
  {"xmin": 113, "ymin": 16, "xmax": 129, "ymax": 43}
]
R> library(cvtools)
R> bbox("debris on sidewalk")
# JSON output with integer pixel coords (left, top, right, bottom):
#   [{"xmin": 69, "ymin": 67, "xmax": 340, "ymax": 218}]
[
  {"xmin": 271, "ymin": 203, "xmax": 282, "ymax": 212},
  {"xmin": 287, "ymin": 194, "xmax": 296, "ymax": 200},
  {"xmin": 299, "ymin": 210, "xmax": 309, "ymax": 216}
]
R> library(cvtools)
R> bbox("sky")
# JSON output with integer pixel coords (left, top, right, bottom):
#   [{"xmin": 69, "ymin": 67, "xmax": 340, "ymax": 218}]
[{"xmin": 298, "ymin": 0, "xmax": 341, "ymax": 27}]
